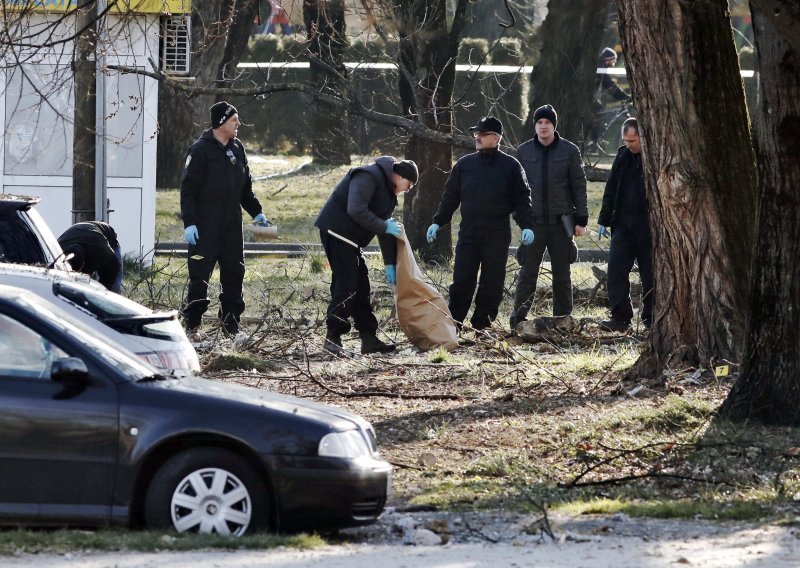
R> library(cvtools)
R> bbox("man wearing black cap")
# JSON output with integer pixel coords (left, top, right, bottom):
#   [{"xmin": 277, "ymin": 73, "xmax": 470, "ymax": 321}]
[
  {"xmin": 427, "ymin": 116, "xmax": 535, "ymax": 331},
  {"xmin": 316, "ymin": 156, "xmax": 418, "ymax": 355},
  {"xmin": 180, "ymin": 101, "xmax": 270, "ymax": 336},
  {"xmin": 590, "ymin": 47, "xmax": 631, "ymax": 149},
  {"xmin": 511, "ymin": 104, "xmax": 588, "ymax": 329}
]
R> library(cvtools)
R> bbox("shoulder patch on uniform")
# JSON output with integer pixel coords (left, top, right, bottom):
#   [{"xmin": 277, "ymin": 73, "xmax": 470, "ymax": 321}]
[{"xmin": 184, "ymin": 155, "xmax": 192, "ymax": 169}]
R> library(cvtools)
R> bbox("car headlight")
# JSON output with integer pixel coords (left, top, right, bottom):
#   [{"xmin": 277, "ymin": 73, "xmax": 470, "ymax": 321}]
[{"xmin": 318, "ymin": 430, "xmax": 372, "ymax": 459}]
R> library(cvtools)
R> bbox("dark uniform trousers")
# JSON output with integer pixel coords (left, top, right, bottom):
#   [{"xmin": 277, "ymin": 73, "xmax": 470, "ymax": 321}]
[
  {"xmin": 320, "ymin": 230, "xmax": 379, "ymax": 337},
  {"xmin": 183, "ymin": 218, "xmax": 245, "ymax": 329},
  {"xmin": 512, "ymin": 222, "xmax": 573, "ymax": 323},
  {"xmin": 449, "ymin": 232, "xmax": 510, "ymax": 329},
  {"xmin": 607, "ymin": 219, "xmax": 653, "ymax": 325}
]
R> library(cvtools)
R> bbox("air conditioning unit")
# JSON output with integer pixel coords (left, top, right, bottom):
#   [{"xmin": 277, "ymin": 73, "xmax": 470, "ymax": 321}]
[{"xmin": 160, "ymin": 15, "xmax": 191, "ymax": 75}]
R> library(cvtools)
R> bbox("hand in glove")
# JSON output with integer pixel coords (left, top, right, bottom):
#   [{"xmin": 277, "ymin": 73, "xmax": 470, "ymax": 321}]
[
  {"xmin": 385, "ymin": 264, "xmax": 396, "ymax": 285},
  {"xmin": 184, "ymin": 225, "xmax": 199, "ymax": 245},
  {"xmin": 385, "ymin": 219, "xmax": 402, "ymax": 237},
  {"xmin": 426, "ymin": 223, "xmax": 440, "ymax": 243},
  {"xmin": 253, "ymin": 213, "xmax": 271, "ymax": 226},
  {"xmin": 521, "ymin": 228, "xmax": 534, "ymax": 246},
  {"xmin": 598, "ymin": 224, "xmax": 610, "ymax": 238}
]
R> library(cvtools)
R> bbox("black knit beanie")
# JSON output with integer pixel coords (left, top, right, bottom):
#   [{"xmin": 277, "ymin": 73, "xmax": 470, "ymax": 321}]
[
  {"xmin": 532, "ymin": 104, "xmax": 558, "ymax": 128},
  {"xmin": 392, "ymin": 160, "xmax": 419, "ymax": 184},
  {"xmin": 210, "ymin": 101, "xmax": 238, "ymax": 129}
]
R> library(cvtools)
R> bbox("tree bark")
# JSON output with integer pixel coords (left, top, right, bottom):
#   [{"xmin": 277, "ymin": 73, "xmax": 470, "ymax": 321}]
[
  {"xmin": 525, "ymin": 0, "xmax": 610, "ymax": 144},
  {"xmin": 303, "ymin": 0, "xmax": 350, "ymax": 165},
  {"xmin": 720, "ymin": 6, "xmax": 800, "ymax": 425},
  {"xmin": 748, "ymin": 0, "xmax": 800, "ymax": 51},
  {"xmin": 396, "ymin": 0, "xmax": 469, "ymax": 262},
  {"xmin": 156, "ymin": 0, "xmax": 258, "ymax": 189},
  {"xmin": 615, "ymin": 0, "xmax": 758, "ymax": 377},
  {"xmin": 72, "ymin": 1, "xmax": 97, "ymax": 223}
]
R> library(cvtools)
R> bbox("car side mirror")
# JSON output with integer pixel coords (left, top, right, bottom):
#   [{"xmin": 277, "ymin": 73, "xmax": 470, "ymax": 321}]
[{"xmin": 50, "ymin": 357, "xmax": 89, "ymax": 381}]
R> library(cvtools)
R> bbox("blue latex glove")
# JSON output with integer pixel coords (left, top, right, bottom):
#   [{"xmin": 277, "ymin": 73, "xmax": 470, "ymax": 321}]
[
  {"xmin": 598, "ymin": 224, "xmax": 610, "ymax": 238},
  {"xmin": 521, "ymin": 228, "xmax": 534, "ymax": 246},
  {"xmin": 184, "ymin": 225, "xmax": 199, "ymax": 245},
  {"xmin": 426, "ymin": 223, "xmax": 440, "ymax": 243},
  {"xmin": 385, "ymin": 218, "xmax": 401, "ymax": 236},
  {"xmin": 385, "ymin": 264, "xmax": 396, "ymax": 285},
  {"xmin": 253, "ymin": 213, "xmax": 271, "ymax": 226}
]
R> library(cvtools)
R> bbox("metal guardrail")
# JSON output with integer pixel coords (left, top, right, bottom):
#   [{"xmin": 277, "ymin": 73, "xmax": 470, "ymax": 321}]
[{"xmin": 154, "ymin": 242, "xmax": 610, "ymax": 262}]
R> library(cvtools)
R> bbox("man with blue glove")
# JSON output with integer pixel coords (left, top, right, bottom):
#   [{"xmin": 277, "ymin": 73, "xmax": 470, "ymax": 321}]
[
  {"xmin": 427, "ymin": 116, "xmax": 534, "ymax": 331},
  {"xmin": 597, "ymin": 117, "xmax": 652, "ymax": 332},
  {"xmin": 511, "ymin": 104, "xmax": 588, "ymax": 330},
  {"xmin": 179, "ymin": 101, "xmax": 268, "ymax": 336},
  {"xmin": 316, "ymin": 156, "xmax": 418, "ymax": 355}
]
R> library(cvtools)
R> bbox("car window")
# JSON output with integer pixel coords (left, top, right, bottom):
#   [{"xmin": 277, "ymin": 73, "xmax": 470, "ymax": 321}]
[
  {"xmin": 0, "ymin": 211, "xmax": 47, "ymax": 265},
  {"xmin": 0, "ymin": 313, "xmax": 69, "ymax": 379}
]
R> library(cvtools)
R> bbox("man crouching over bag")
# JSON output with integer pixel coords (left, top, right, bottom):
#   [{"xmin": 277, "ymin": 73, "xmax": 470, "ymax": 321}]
[{"xmin": 315, "ymin": 156, "xmax": 418, "ymax": 355}]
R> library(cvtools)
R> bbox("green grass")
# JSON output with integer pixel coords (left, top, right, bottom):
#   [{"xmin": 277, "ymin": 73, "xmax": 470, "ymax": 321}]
[
  {"xmin": 555, "ymin": 497, "xmax": 769, "ymax": 521},
  {"xmin": 0, "ymin": 529, "xmax": 324, "ymax": 554}
]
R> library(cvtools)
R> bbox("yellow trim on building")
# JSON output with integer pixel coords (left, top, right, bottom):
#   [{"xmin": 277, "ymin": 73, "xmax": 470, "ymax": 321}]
[{"xmin": 9, "ymin": 0, "xmax": 191, "ymax": 14}]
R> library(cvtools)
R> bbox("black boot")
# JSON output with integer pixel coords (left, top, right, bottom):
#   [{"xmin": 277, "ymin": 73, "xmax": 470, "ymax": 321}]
[
  {"xmin": 360, "ymin": 334, "xmax": 396, "ymax": 354},
  {"xmin": 323, "ymin": 332, "xmax": 353, "ymax": 357}
]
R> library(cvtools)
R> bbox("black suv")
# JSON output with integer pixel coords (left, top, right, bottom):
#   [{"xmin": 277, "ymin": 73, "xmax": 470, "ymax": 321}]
[{"xmin": 0, "ymin": 193, "xmax": 70, "ymax": 270}]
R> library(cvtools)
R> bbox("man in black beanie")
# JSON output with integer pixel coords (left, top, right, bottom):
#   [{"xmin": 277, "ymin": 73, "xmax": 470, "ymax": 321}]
[
  {"xmin": 315, "ymin": 156, "xmax": 417, "ymax": 355},
  {"xmin": 180, "ymin": 101, "xmax": 270, "ymax": 337},
  {"xmin": 511, "ymin": 104, "xmax": 588, "ymax": 330}
]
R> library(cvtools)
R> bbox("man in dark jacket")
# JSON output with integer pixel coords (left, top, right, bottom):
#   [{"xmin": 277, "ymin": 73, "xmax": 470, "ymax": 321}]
[
  {"xmin": 597, "ymin": 118, "xmax": 652, "ymax": 331},
  {"xmin": 589, "ymin": 47, "xmax": 631, "ymax": 149},
  {"xmin": 316, "ymin": 156, "xmax": 418, "ymax": 355},
  {"xmin": 427, "ymin": 116, "xmax": 534, "ymax": 331},
  {"xmin": 180, "ymin": 101, "xmax": 269, "ymax": 336},
  {"xmin": 58, "ymin": 221, "xmax": 122, "ymax": 292},
  {"xmin": 511, "ymin": 104, "xmax": 588, "ymax": 329}
]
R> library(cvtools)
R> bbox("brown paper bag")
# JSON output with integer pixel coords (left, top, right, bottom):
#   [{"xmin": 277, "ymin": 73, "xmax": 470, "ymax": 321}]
[{"xmin": 394, "ymin": 230, "xmax": 459, "ymax": 351}]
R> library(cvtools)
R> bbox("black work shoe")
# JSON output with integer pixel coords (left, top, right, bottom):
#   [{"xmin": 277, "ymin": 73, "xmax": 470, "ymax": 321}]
[
  {"xmin": 598, "ymin": 319, "xmax": 631, "ymax": 333},
  {"xmin": 323, "ymin": 334, "xmax": 354, "ymax": 357},
  {"xmin": 360, "ymin": 334, "xmax": 396, "ymax": 354}
]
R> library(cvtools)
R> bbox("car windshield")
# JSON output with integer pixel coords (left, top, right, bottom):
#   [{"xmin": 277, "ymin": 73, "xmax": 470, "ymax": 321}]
[
  {"xmin": 0, "ymin": 210, "xmax": 47, "ymax": 265},
  {"xmin": 16, "ymin": 292, "xmax": 155, "ymax": 380}
]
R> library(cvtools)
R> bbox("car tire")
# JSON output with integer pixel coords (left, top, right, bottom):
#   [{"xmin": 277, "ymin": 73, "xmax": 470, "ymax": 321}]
[{"xmin": 144, "ymin": 448, "xmax": 271, "ymax": 536}]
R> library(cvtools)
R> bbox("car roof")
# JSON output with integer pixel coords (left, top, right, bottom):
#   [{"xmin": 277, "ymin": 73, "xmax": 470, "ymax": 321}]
[{"xmin": 0, "ymin": 193, "xmax": 40, "ymax": 212}]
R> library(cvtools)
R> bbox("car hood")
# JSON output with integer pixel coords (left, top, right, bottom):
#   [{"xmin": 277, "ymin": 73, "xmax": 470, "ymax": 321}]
[{"xmin": 152, "ymin": 374, "xmax": 367, "ymax": 431}]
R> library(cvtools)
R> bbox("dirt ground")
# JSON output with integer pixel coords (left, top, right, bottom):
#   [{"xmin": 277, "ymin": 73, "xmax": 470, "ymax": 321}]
[{"xmin": 3, "ymin": 513, "xmax": 800, "ymax": 567}]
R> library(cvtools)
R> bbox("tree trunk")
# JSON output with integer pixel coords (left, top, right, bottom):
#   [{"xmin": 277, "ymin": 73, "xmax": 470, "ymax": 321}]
[
  {"xmin": 525, "ymin": 0, "xmax": 610, "ymax": 144},
  {"xmin": 72, "ymin": 1, "xmax": 97, "ymax": 223},
  {"xmin": 396, "ymin": 0, "xmax": 469, "ymax": 262},
  {"xmin": 156, "ymin": 0, "xmax": 258, "ymax": 189},
  {"xmin": 720, "ymin": 6, "xmax": 800, "ymax": 425},
  {"xmin": 615, "ymin": 0, "xmax": 758, "ymax": 377},
  {"xmin": 303, "ymin": 0, "xmax": 350, "ymax": 165}
]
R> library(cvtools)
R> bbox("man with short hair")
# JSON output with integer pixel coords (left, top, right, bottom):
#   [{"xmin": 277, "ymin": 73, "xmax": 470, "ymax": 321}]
[
  {"xmin": 316, "ymin": 156, "xmax": 418, "ymax": 355},
  {"xmin": 427, "ymin": 116, "xmax": 535, "ymax": 331},
  {"xmin": 180, "ymin": 101, "xmax": 270, "ymax": 336},
  {"xmin": 597, "ymin": 117, "xmax": 653, "ymax": 332},
  {"xmin": 511, "ymin": 104, "xmax": 588, "ymax": 329}
]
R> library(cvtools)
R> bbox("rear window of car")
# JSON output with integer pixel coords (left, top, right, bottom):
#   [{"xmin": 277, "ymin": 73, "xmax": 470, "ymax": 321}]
[
  {"xmin": 0, "ymin": 211, "xmax": 47, "ymax": 265},
  {"xmin": 54, "ymin": 280, "xmax": 149, "ymax": 319}
]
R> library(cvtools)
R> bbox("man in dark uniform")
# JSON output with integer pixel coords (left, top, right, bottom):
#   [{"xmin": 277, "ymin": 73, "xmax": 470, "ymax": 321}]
[
  {"xmin": 316, "ymin": 156, "xmax": 418, "ymax": 355},
  {"xmin": 427, "ymin": 116, "xmax": 534, "ymax": 331},
  {"xmin": 58, "ymin": 220, "xmax": 123, "ymax": 292},
  {"xmin": 589, "ymin": 47, "xmax": 631, "ymax": 149},
  {"xmin": 511, "ymin": 104, "xmax": 588, "ymax": 329},
  {"xmin": 597, "ymin": 117, "xmax": 653, "ymax": 332},
  {"xmin": 180, "ymin": 101, "xmax": 270, "ymax": 336}
]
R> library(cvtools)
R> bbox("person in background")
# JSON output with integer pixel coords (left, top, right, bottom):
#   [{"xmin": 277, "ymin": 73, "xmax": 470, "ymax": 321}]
[
  {"xmin": 511, "ymin": 104, "xmax": 588, "ymax": 330},
  {"xmin": 58, "ymin": 220, "xmax": 123, "ymax": 293},
  {"xmin": 597, "ymin": 117, "xmax": 653, "ymax": 332},
  {"xmin": 589, "ymin": 46, "xmax": 632, "ymax": 150},
  {"xmin": 316, "ymin": 156, "xmax": 418, "ymax": 355},
  {"xmin": 180, "ymin": 101, "xmax": 270, "ymax": 337},
  {"xmin": 427, "ymin": 116, "xmax": 534, "ymax": 331}
]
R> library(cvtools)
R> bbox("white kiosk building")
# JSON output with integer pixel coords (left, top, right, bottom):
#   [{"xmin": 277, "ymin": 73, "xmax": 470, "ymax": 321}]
[{"xmin": 0, "ymin": 0, "xmax": 191, "ymax": 258}]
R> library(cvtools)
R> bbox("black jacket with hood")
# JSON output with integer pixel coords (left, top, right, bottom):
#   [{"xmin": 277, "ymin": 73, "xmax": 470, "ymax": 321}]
[{"xmin": 315, "ymin": 156, "xmax": 398, "ymax": 265}]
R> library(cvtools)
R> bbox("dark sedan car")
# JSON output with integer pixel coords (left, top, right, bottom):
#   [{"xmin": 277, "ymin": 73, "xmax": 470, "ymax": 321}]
[{"xmin": 0, "ymin": 285, "xmax": 391, "ymax": 536}]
